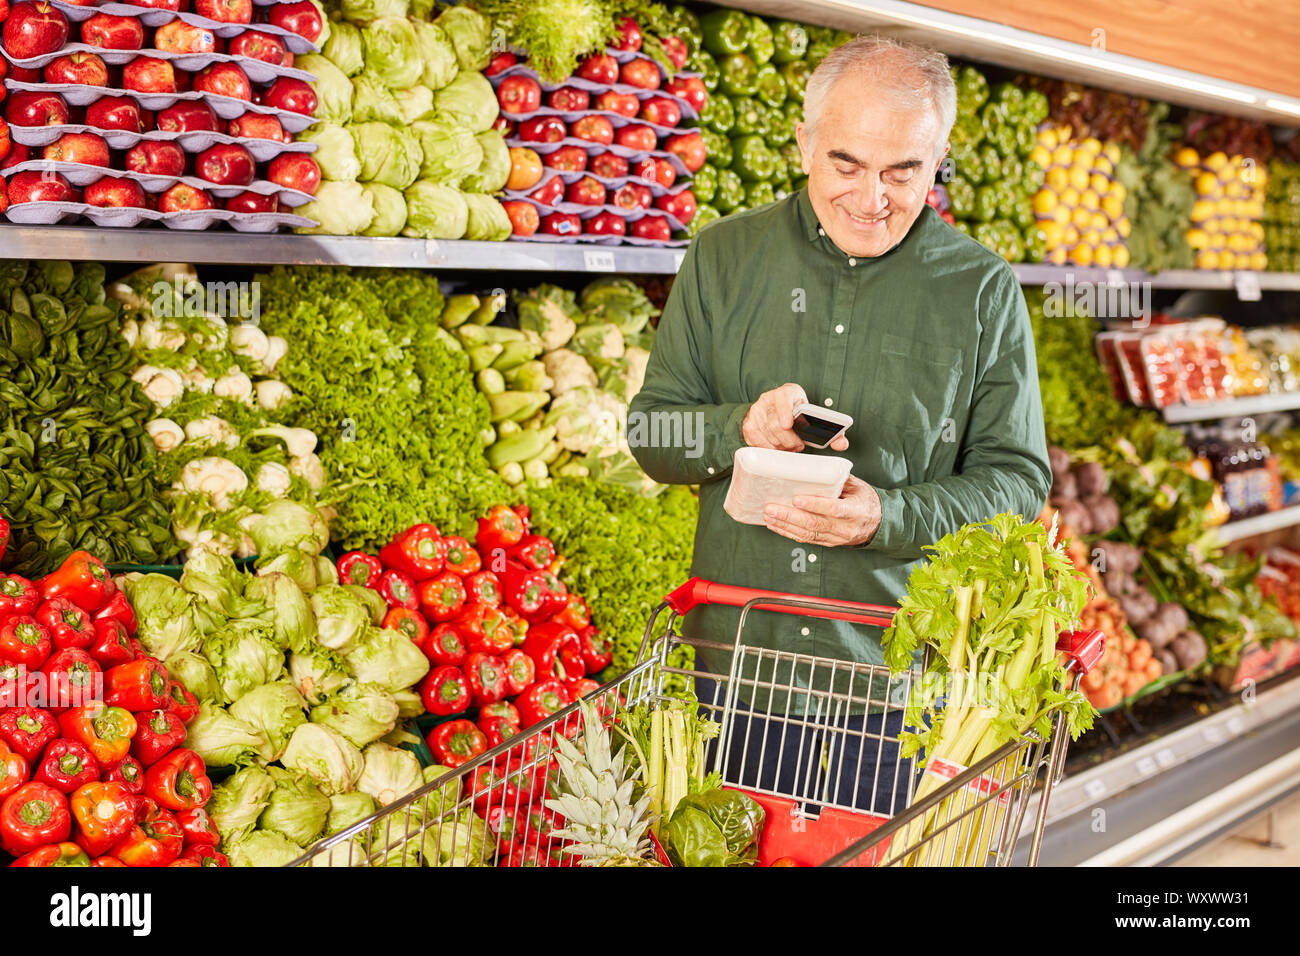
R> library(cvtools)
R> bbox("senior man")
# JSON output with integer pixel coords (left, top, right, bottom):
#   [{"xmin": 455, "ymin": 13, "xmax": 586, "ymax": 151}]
[{"xmin": 628, "ymin": 36, "xmax": 1051, "ymax": 816}]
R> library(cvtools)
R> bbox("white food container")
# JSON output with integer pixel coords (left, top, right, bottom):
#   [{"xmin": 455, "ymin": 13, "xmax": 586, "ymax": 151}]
[{"xmin": 723, "ymin": 447, "xmax": 852, "ymax": 525}]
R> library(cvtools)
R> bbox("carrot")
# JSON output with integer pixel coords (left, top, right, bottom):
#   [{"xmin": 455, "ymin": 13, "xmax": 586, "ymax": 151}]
[
  {"xmin": 1121, "ymin": 633, "xmax": 1136, "ymax": 654},
  {"xmin": 1082, "ymin": 669, "xmax": 1106, "ymax": 692},
  {"xmin": 1122, "ymin": 673, "xmax": 1146, "ymax": 698},
  {"xmin": 1128, "ymin": 639, "xmax": 1152, "ymax": 670},
  {"xmin": 1143, "ymin": 658, "xmax": 1163, "ymax": 680},
  {"xmin": 1093, "ymin": 685, "xmax": 1121, "ymax": 709}
]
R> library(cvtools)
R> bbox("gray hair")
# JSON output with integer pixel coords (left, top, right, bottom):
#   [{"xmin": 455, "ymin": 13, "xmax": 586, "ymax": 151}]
[{"xmin": 803, "ymin": 35, "xmax": 957, "ymax": 156}]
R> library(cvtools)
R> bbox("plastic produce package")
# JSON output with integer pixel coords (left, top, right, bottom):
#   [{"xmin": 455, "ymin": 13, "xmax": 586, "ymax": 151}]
[{"xmin": 723, "ymin": 448, "xmax": 852, "ymax": 525}]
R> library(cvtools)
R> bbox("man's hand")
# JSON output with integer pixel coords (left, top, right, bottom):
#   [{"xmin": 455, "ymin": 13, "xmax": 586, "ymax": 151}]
[
  {"xmin": 742, "ymin": 383, "xmax": 849, "ymax": 452},
  {"xmin": 763, "ymin": 476, "xmax": 882, "ymax": 547}
]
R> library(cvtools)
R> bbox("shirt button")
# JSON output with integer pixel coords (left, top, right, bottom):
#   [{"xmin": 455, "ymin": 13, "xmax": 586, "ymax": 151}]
[
  {"xmin": 707, "ymin": 467, "xmax": 715, "ymax": 475},
  {"xmin": 818, "ymin": 227, "xmax": 825, "ymax": 236},
  {"xmin": 808, "ymin": 553, "xmax": 817, "ymax": 563},
  {"xmin": 848, "ymin": 257, "xmax": 857, "ymax": 266},
  {"xmin": 835, "ymin": 324, "xmax": 844, "ymax": 334},
  {"xmin": 824, "ymin": 398, "xmax": 833, "ymax": 407},
  {"xmin": 800, "ymin": 627, "xmax": 810, "ymax": 636}
]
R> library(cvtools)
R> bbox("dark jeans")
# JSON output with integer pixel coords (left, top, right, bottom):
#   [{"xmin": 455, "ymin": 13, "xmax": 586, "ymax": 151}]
[{"xmin": 693, "ymin": 675, "xmax": 917, "ymax": 817}]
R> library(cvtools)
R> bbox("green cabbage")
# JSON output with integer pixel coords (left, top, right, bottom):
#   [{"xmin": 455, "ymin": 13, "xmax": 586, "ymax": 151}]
[
  {"xmin": 392, "ymin": 687, "xmax": 423, "ymax": 718},
  {"xmin": 423, "ymin": 807, "xmax": 495, "ymax": 866},
  {"xmin": 340, "ymin": 0, "xmax": 406, "ymax": 20},
  {"xmin": 247, "ymin": 500, "xmax": 329, "ymax": 556},
  {"xmin": 360, "ymin": 183, "xmax": 407, "ymax": 236},
  {"xmin": 463, "ymin": 193, "xmax": 511, "ymax": 241},
  {"xmin": 350, "ymin": 72, "xmax": 402, "ymax": 125},
  {"xmin": 411, "ymin": 20, "xmax": 457, "ymax": 89},
  {"xmin": 297, "ymin": 54, "xmax": 352, "ymax": 125},
  {"xmin": 207, "ymin": 765, "xmax": 274, "ymax": 840},
  {"xmin": 297, "ymin": 123, "xmax": 360, "ymax": 182},
  {"xmin": 203, "ymin": 619, "xmax": 284, "ymax": 703},
  {"xmin": 288, "ymin": 648, "xmax": 351, "ymax": 705},
  {"xmin": 296, "ymin": 180, "xmax": 377, "ymax": 236},
  {"xmin": 227, "ymin": 829, "xmax": 305, "ymax": 867},
  {"xmin": 323, "ymin": 20, "xmax": 364, "ymax": 76},
  {"xmin": 243, "ymin": 571, "xmax": 315, "ymax": 654},
  {"xmin": 433, "ymin": 70, "xmax": 497, "ymax": 133},
  {"xmin": 309, "ymin": 683, "xmax": 400, "ymax": 748},
  {"xmin": 433, "ymin": 5, "xmax": 491, "ymax": 71},
  {"xmin": 326, "ymin": 791, "xmax": 377, "ymax": 836},
  {"xmin": 412, "ymin": 120, "xmax": 481, "ymax": 184},
  {"xmin": 362, "ymin": 16, "xmax": 422, "ymax": 89},
  {"xmin": 352, "ymin": 121, "xmax": 422, "ymax": 190},
  {"xmin": 281, "ymin": 722, "xmax": 364, "ymax": 796},
  {"xmin": 316, "ymin": 555, "xmax": 340, "ymax": 587},
  {"xmin": 342, "ymin": 625, "xmax": 430, "ymax": 691},
  {"xmin": 186, "ymin": 702, "xmax": 272, "ymax": 768},
  {"xmin": 228, "ymin": 680, "xmax": 307, "ymax": 761},
  {"xmin": 179, "ymin": 548, "xmax": 260, "ymax": 619},
  {"xmin": 258, "ymin": 767, "xmax": 331, "ymax": 847},
  {"xmin": 309, "ymin": 584, "xmax": 371, "ymax": 653},
  {"xmin": 395, "ymin": 85, "xmax": 435, "ymax": 124},
  {"xmin": 460, "ymin": 129, "xmax": 509, "ymax": 192},
  {"xmin": 254, "ymin": 548, "xmax": 317, "ymax": 592},
  {"xmin": 356, "ymin": 742, "xmax": 424, "ymax": 806},
  {"xmin": 164, "ymin": 650, "xmax": 223, "ymax": 704},
  {"xmin": 342, "ymin": 584, "xmax": 388, "ymax": 625},
  {"xmin": 121, "ymin": 574, "xmax": 204, "ymax": 661},
  {"xmin": 402, "ymin": 180, "xmax": 469, "ymax": 239}
]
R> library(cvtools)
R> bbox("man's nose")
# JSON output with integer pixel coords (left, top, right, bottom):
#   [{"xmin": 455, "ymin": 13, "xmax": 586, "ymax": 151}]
[{"xmin": 854, "ymin": 175, "xmax": 886, "ymax": 213}]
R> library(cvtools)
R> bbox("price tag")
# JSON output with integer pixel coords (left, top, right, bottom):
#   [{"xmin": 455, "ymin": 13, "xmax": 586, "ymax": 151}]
[
  {"xmin": 1227, "ymin": 716, "xmax": 1245, "ymax": 736},
  {"xmin": 1155, "ymin": 747, "xmax": 1177, "ymax": 768},
  {"xmin": 1136, "ymin": 756, "xmax": 1157, "ymax": 777},
  {"xmin": 1202, "ymin": 724, "xmax": 1225, "ymax": 745},
  {"xmin": 583, "ymin": 249, "xmax": 616, "ymax": 272},
  {"xmin": 1106, "ymin": 269, "xmax": 1125, "ymax": 287},
  {"xmin": 1234, "ymin": 271, "xmax": 1262, "ymax": 301},
  {"xmin": 673, "ymin": 252, "xmax": 685, "ymax": 272},
  {"xmin": 1084, "ymin": 779, "xmax": 1108, "ymax": 800},
  {"xmin": 423, "ymin": 239, "xmax": 440, "ymax": 259}
]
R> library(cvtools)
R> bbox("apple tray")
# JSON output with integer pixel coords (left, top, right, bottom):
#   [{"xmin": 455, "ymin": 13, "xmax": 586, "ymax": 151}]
[
  {"xmin": 498, "ymin": 107, "xmax": 691, "ymax": 143},
  {"xmin": 42, "ymin": 0, "xmax": 320, "ymax": 55},
  {"xmin": 2, "ymin": 200, "xmax": 315, "ymax": 230},
  {"xmin": 2, "ymin": 44, "xmax": 316, "ymax": 86},
  {"xmin": 508, "ymin": 136, "xmax": 692, "ymax": 178},
  {"xmin": 504, "ymin": 168, "xmax": 675, "ymax": 197},
  {"xmin": 506, "ymin": 194, "xmax": 690, "ymax": 232},
  {"xmin": 1, "ymin": 159, "xmax": 315, "ymax": 206},
  {"xmin": 505, "ymin": 230, "xmax": 689, "ymax": 248},
  {"xmin": 489, "ymin": 63, "xmax": 700, "ymax": 122},
  {"xmin": 9, "ymin": 122, "xmax": 316, "ymax": 163},
  {"xmin": 4, "ymin": 79, "xmax": 317, "ymax": 132}
]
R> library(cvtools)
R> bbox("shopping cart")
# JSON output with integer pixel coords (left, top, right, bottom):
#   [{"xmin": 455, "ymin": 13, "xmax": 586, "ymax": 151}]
[{"xmin": 287, "ymin": 577, "xmax": 1102, "ymax": 868}]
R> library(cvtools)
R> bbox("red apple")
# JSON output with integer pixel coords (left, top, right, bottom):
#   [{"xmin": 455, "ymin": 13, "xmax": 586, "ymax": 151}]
[
  {"xmin": 484, "ymin": 51, "xmax": 516, "ymax": 77},
  {"xmin": 154, "ymin": 20, "xmax": 216, "ymax": 54},
  {"xmin": 9, "ymin": 65, "xmax": 42, "ymax": 82},
  {"xmin": 613, "ymin": 17, "xmax": 641, "ymax": 52},
  {"xmin": 547, "ymin": 87, "xmax": 589, "ymax": 112},
  {"xmin": 226, "ymin": 111, "xmax": 285, "ymax": 141},
  {"xmin": 261, "ymin": 77, "xmax": 316, "ymax": 115},
  {"xmin": 0, "ymin": 119, "xmax": 8, "ymax": 161},
  {"xmin": 133, "ymin": 0, "xmax": 183, "ymax": 9},
  {"xmin": 640, "ymin": 97, "xmax": 680, "ymax": 128},
  {"xmin": 0, "ymin": 181, "xmax": 6, "ymax": 214},
  {"xmin": 589, "ymin": 152, "xmax": 629, "ymax": 179},
  {"xmin": 544, "ymin": 145, "xmax": 587, "ymax": 172},
  {"xmin": 565, "ymin": 175, "xmax": 605, "ymax": 206},
  {"xmin": 594, "ymin": 90, "xmax": 639, "ymax": 118},
  {"xmin": 503, "ymin": 200, "xmax": 538, "ymax": 236},
  {"xmin": 585, "ymin": 210, "xmax": 626, "ymax": 236},
  {"xmin": 4, "ymin": 90, "xmax": 69, "ymax": 127},
  {"xmin": 224, "ymin": 190, "xmax": 275, "ymax": 213},
  {"xmin": 85, "ymin": 175, "xmax": 146, "ymax": 207},
  {"xmin": 266, "ymin": 0, "xmax": 322, "ymax": 42},
  {"xmin": 634, "ymin": 156, "xmax": 675, "ymax": 189},
  {"xmin": 662, "ymin": 36, "xmax": 688, "ymax": 70},
  {"xmin": 518, "ymin": 116, "xmax": 566, "ymax": 144},
  {"xmin": 571, "ymin": 115, "xmax": 614, "ymax": 146},
  {"xmin": 44, "ymin": 52, "xmax": 109, "ymax": 87},
  {"xmin": 123, "ymin": 57, "xmax": 176, "ymax": 93},
  {"xmin": 226, "ymin": 30, "xmax": 287, "ymax": 65},
  {"xmin": 665, "ymin": 75, "xmax": 707, "ymax": 113},
  {"xmin": 655, "ymin": 187, "xmax": 695, "ymax": 224},
  {"xmin": 3, "ymin": 1, "xmax": 69, "ymax": 60},
  {"xmin": 84, "ymin": 95, "xmax": 142, "ymax": 132},
  {"xmin": 630, "ymin": 213, "xmax": 670, "ymax": 241},
  {"xmin": 540, "ymin": 211, "xmax": 581, "ymax": 236},
  {"xmin": 194, "ymin": 62, "xmax": 251, "ymax": 100},
  {"xmin": 497, "ymin": 75, "xmax": 541, "ymax": 115},
  {"xmin": 42, "ymin": 131, "xmax": 110, "ymax": 166},
  {"xmin": 575, "ymin": 54, "xmax": 618, "ymax": 85},
  {"xmin": 614, "ymin": 123, "xmax": 655, "ymax": 151},
  {"xmin": 6, "ymin": 169, "xmax": 73, "ymax": 202},
  {"xmin": 664, "ymin": 130, "xmax": 705, "ymax": 173},
  {"xmin": 159, "ymin": 182, "xmax": 214, "ymax": 211},
  {"xmin": 612, "ymin": 182, "xmax": 650, "ymax": 210},
  {"xmin": 194, "ymin": 0, "xmax": 250, "ymax": 24},
  {"xmin": 80, "ymin": 12, "xmax": 144, "ymax": 50},
  {"xmin": 196, "ymin": 142, "xmax": 254, "ymax": 185},
  {"xmin": 2, "ymin": 143, "xmax": 31, "ymax": 171},
  {"xmin": 528, "ymin": 175, "xmax": 564, "ymax": 206},
  {"xmin": 125, "ymin": 139, "xmax": 185, "ymax": 175},
  {"xmin": 620, "ymin": 59, "xmax": 660, "ymax": 91},
  {"xmin": 156, "ymin": 101, "xmax": 219, "ymax": 132},
  {"xmin": 492, "ymin": 116, "xmax": 515, "ymax": 136},
  {"xmin": 267, "ymin": 152, "xmax": 319, "ymax": 195}
]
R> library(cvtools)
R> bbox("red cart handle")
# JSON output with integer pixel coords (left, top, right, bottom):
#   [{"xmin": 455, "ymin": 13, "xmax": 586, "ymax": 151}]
[
  {"xmin": 1057, "ymin": 629, "xmax": 1105, "ymax": 675},
  {"xmin": 664, "ymin": 577, "xmax": 897, "ymax": 628}
]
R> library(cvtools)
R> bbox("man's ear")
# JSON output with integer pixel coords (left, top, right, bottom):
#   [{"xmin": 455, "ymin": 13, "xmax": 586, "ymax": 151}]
[{"xmin": 795, "ymin": 122, "xmax": 812, "ymax": 176}]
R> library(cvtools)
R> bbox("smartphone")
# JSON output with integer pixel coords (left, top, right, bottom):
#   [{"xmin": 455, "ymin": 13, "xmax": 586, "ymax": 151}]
[{"xmin": 792, "ymin": 403, "xmax": 853, "ymax": 449}]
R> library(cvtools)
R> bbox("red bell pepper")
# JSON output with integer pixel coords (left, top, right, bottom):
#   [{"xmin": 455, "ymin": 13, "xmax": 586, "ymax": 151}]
[
  {"xmin": 382, "ymin": 606, "xmax": 429, "ymax": 646},
  {"xmin": 501, "ymin": 562, "xmax": 549, "ymax": 622},
  {"xmin": 483, "ymin": 803, "xmax": 526, "ymax": 845},
  {"xmin": 12, "ymin": 841, "xmax": 91, "ymax": 866},
  {"xmin": 475, "ymin": 505, "xmax": 526, "ymax": 556},
  {"xmin": 480, "ymin": 701, "xmax": 521, "ymax": 728},
  {"xmin": 91, "ymin": 856, "xmax": 127, "ymax": 866},
  {"xmin": 502, "ymin": 840, "xmax": 557, "ymax": 867},
  {"xmin": 501, "ymin": 606, "xmax": 528, "ymax": 647},
  {"xmin": 132, "ymin": 710, "xmax": 186, "ymax": 767},
  {"xmin": 103, "ymin": 658, "xmax": 168, "ymax": 712},
  {"xmin": 145, "ymin": 748, "xmax": 210, "ymax": 811},
  {"xmin": 508, "ymin": 534, "xmax": 556, "ymax": 572},
  {"xmin": 337, "ymin": 551, "xmax": 383, "ymax": 588},
  {"xmin": 88, "ymin": 618, "xmax": 134, "ymax": 669},
  {"xmin": 554, "ymin": 594, "xmax": 591, "ymax": 632},
  {"xmin": 501, "ymin": 648, "xmax": 535, "ymax": 696},
  {"xmin": 464, "ymin": 652, "xmax": 507, "ymax": 707},
  {"xmin": 538, "ymin": 570, "xmax": 569, "ymax": 620},
  {"xmin": 0, "ymin": 615, "xmax": 52, "ymax": 670},
  {"xmin": 92, "ymin": 590, "xmax": 137, "ymax": 637},
  {"xmin": 0, "ymin": 707, "xmax": 58, "ymax": 762},
  {"xmin": 516, "ymin": 679, "xmax": 572, "ymax": 728},
  {"xmin": 103, "ymin": 756, "xmax": 145, "ymax": 796},
  {"xmin": 183, "ymin": 844, "xmax": 229, "ymax": 867},
  {"xmin": 36, "ymin": 598, "xmax": 94, "ymax": 651},
  {"xmin": 377, "ymin": 569, "xmax": 418, "ymax": 610},
  {"xmin": 422, "ymin": 623, "xmax": 468, "ymax": 667},
  {"xmin": 578, "ymin": 625, "xmax": 613, "ymax": 674},
  {"xmin": 0, "ymin": 742, "xmax": 29, "ymax": 800},
  {"xmin": 565, "ymin": 677, "xmax": 600, "ymax": 702},
  {"xmin": 176, "ymin": 805, "xmax": 219, "ymax": 847},
  {"xmin": 477, "ymin": 715, "xmax": 518, "ymax": 749},
  {"xmin": 0, "ymin": 513, "xmax": 7, "ymax": 564},
  {"xmin": 169, "ymin": 856, "xmax": 201, "ymax": 866},
  {"xmin": 419, "ymin": 571, "xmax": 467, "ymax": 624},
  {"xmin": 38, "ymin": 550, "xmax": 115, "ymax": 614},
  {"xmin": 165, "ymin": 681, "xmax": 199, "ymax": 725},
  {"xmin": 113, "ymin": 797, "xmax": 183, "ymax": 866},
  {"xmin": 467, "ymin": 763, "xmax": 522, "ymax": 813},
  {"xmin": 59, "ymin": 703, "xmax": 137, "ymax": 766},
  {"xmin": 523, "ymin": 621, "xmax": 584, "ymax": 682},
  {"xmin": 0, "ymin": 573, "xmax": 40, "ymax": 617},
  {"xmin": 456, "ymin": 602, "xmax": 513, "ymax": 655},
  {"xmin": 0, "ymin": 660, "xmax": 39, "ymax": 710},
  {"xmin": 418, "ymin": 665, "xmax": 471, "ymax": 717},
  {"xmin": 427, "ymin": 719, "xmax": 487, "ymax": 769},
  {"xmin": 379, "ymin": 524, "xmax": 446, "ymax": 581},
  {"xmin": 0, "ymin": 781, "xmax": 72, "ymax": 855},
  {"xmin": 69, "ymin": 781, "xmax": 137, "ymax": 857},
  {"xmin": 442, "ymin": 536, "xmax": 482, "ymax": 576},
  {"xmin": 34, "ymin": 738, "xmax": 100, "ymax": 794},
  {"xmin": 40, "ymin": 647, "xmax": 102, "ymax": 712},
  {"xmin": 464, "ymin": 570, "xmax": 502, "ymax": 607}
]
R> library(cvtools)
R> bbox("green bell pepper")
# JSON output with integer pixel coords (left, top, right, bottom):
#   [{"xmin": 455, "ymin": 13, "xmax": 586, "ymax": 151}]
[
  {"xmin": 771, "ymin": 20, "xmax": 809, "ymax": 64},
  {"xmin": 765, "ymin": 110, "xmax": 795, "ymax": 149},
  {"xmin": 1011, "ymin": 197, "xmax": 1035, "ymax": 230},
  {"xmin": 806, "ymin": 37, "xmax": 836, "ymax": 67},
  {"xmin": 701, "ymin": 94, "xmax": 734, "ymax": 134},
  {"xmin": 732, "ymin": 97, "xmax": 768, "ymax": 137},
  {"xmin": 990, "ymin": 183, "xmax": 1016, "ymax": 218},
  {"xmin": 690, "ymin": 49, "xmax": 720, "ymax": 93},
  {"xmin": 783, "ymin": 98, "xmax": 804, "ymax": 122},
  {"xmin": 996, "ymin": 219, "xmax": 1024, "ymax": 262},
  {"xmin": 746, "ymin": 16, "xmax": 775, "ymax": 64},
  {"xmin": 978, "ymin": 145, "xmax": 1001, "ymax": 184},
  {"xmin": 971, "ymin": 186, "xmax": 998, "ymax": 223},
  {"xmin": 690, "ymin": 203, "xmax": 721, "ymax": 235},
  {"xmin": 790, "ymin": 173, "xmax": 808, "ymax": 194},
  {"xmin": 714, "ymin": 167, "xmax": 745, "ymax": 213},
  {"xmin": 992, "ymin": 123, "xmax": 1018, "ymax": 159},
  {"xmin": 949, "ymin": 145, "xmax": 981, "ymax": 185},
  {"xmin": 948, "ymin": 121, "xmax": 974, "ymax": 151},
  {"xmin": 953, "ymin": 220, "xmax": 972, "ymax": 237},
  {"xmin": 779, "ymin": 141, "xmax": 803, "ymax": 179},
  {"xmin": 1023, "ymin": 225, "xmax": 1047, "ymax": 263},
  {"xmin": 807, "ymin": 25, "xmax": 834, "ymax": 44},
  {"xmin": 956, "ymin": 66, "xmax": 989, "ymax": 111},
  {"xmin": 992, "ymin": 82, "xmax": 1024, "ymax": 112},
  {"xmin": 945, "ymin": 175, "xmax": 976, "ymax": 220},
  {"xmin": 779, "ymin": 59, "xmax": 811, "ymax": 100},
  {"xmin": 1000, "ymin": 155, "xmax": 1024, "ymax": 188},
  {"xmin": 754, "ymin": 64, "xmax": 787, "ymax": 108},
  {"xmin": 730, "ymin": 134, "xmax": 777, "ymax": 182},
  {"xmin": 719, "ymin": 53, "xmax": 759, "ymax": 97},
  {"xmin": 979, "ymin": 101, "xmax": 1006, "ymax": 140},
  {"xmin": 744, "ymin": 180, "xmax": 776, "ymax": 208},
  {"xmin": 701, "ymin": 9, "xmax": 752, "ymax": 57},
  {"xmin": 691, "ymin": 162, "xmax": 719, "ymax": 204},
  {"xmin": 668, "ymin": 4, "xmax": 701, "ymax": 42},
  {"xmin": 772, "ymin": 178, "xmax": 794, "ymax": 200},
  {"xmin": 831, "ymin": 29, "xmax": 854, "ymax": 45},
  {"xmin": 972, "ymin": 222, "xmax": 1000, "ymax": 253},
  {"xmin": 1013, "ymin": 123, "xmax": 1036, "ymax": 159},
  {"xmin": 701, "ymin": 130, "xmax": 733, "ymax": 168},
  {"xmin": 1024, "ymin": 89, "xmax": 1049, "ymax": 125}
]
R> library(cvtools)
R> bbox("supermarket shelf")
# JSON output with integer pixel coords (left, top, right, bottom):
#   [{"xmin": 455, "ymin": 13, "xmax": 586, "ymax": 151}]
[
  {"xmin": 1012, "ymin": 264, "xmax": 1300, "ymax": 294},
  {"xmin": 0, "ymin": 225, "xmax": 687, "ymax": 274},
  {"xmin": 1161, "ymin": 393, "xmax": 1300, "ymax": 423},
  {"xmin": 712, "ymin": 0, "xmax": 1300, "ymax": 125},
  {"xmin": 1213, "ymin": 505, "xmax": 1300, "ymax": 544}
]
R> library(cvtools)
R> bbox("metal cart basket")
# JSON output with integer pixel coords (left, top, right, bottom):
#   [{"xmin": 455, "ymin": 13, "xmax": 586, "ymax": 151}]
[{"xmin": 288, "ymin": 577, "xmax": 1102, "ymax": 868}]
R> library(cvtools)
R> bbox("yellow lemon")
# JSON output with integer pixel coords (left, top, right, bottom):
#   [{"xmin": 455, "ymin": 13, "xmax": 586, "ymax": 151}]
[
  {"xmin": 1089, "ymin": 172, "xmax": 1110, "ymax": 194},
  {"xmin": 1102, "ymin": 142, "xmax": 1121, "ymax": 165},
  {"xmin": 1037, "ymin": 127, "xmax": 1059, "ymax": 150},
  {"xmin": 1049, "ymin": 204, "xmax": 1071, "ymax": 227},
  {"xmin": 1032, "ymin": 189, "xmax": 1057, "ymax": 215},
  {"xmin": 1094, "ymin": 156, "xmax": 1114, "ymax": 176},
  {"xmin": 1111, "ymin": 181, "xmax": 1127, "ymax": 203},
  {"xmin": 1079, "ymin": 137, "xmax": 1103, "ymax": 156},
  {"xmin": 1204, "ymin": 151, "xmax": 1229, "ymax": 171},
  {"xmin": 1069, "ymin": 243, "xmax": 1095, "ymax": 267},
  {"xmin": 1185, "ymin": 227, "xmax": 1210, "ymax": 249},
  {"xmin": 1255, "ymin": 167, "xmax": 1270, "ymax": 190},
  {"xmin": 1052, "ymin": 145, "xmax": 1074, "ymax": 167},
  {"xmin": 1041, "ymin": 220, "xmax": 1066, "ymax": 247},
  {"xmin": 1059, "ymin": 187, "xmax": 1081, "ymax": 208},
  {"xmin": 1080, "ymin": 189, "xmax": 1101, "ymax": 211},
  {"xmin": 1116, "ymin": 216, "xmax": 1132, "ymax": 238},
  {"xmin": 1103, "ymin": 227, "xmax": 1120, "ymax": 244},
  {"xmin": 1064, "ymin": 224, "xmax": 1081, "ymax": 246},
  {"xmin": 1173, "ymin": 146, "xmax": 1200, "ymax": 168},
  {"xmin": 1083, "ymin": 229, "xmax": 1103, "ymax": 247},
  {"xmin": 1251, "ymin": 251, "xmax": 1268, "ymax": 270},
  {"xmin": 1090, "ymin": 211, "xmax": 1109, "ymax": 232},
  {"xmin": 1196, "ymin": 249, "xmax": 1220, "ymax": 270},
  {"xmin": 1068, "ymin": 165, "xmax": 1091, "ymax": 191},
  {"xmin": 1112, "ymin": 244, "xmax": 1131, "ymax": 268},
  {"xmin": 1030, "ymin": 145, "xmax": 1052, "ymax": 168},
  {"xmin": 1093, "ymin": 243, "xmax": 1114, "ymax": 268},
  {"xmin": 1195, "ymin": 171, "xmax": 1221, "ymax": 195},
  {"xmin": 1048, "ymin": 245, "xmax": 1069, "ymax": 266},
  {"xmin": 1190, "ymin": 199, "xmax": 1214, "ymax": 222},
  {"xmin": 1071, "ymin": 206, "xmax": 1092, "ymax": 230},
  {"xmin": 1046, "ymin": 166, "xmax": 1070, "ymax": 191},
  {"xmin": 1101, "ymin": 195, "xmax": 1125, "ymax": 221}
]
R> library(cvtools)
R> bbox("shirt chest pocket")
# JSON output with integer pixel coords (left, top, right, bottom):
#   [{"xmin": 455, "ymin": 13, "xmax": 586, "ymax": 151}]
[{"xmin": 872, "ymin": 332, "xmax": 964, "ymax": 438}]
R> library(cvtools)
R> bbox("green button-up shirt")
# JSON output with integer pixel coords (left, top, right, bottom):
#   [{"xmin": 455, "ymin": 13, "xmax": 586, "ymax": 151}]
[{"xmin": 629, "ymin": 190, "xmax": 1051, "ymax": 685}]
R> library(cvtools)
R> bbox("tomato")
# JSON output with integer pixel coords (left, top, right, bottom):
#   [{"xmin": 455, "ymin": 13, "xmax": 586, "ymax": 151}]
[
  {"xmin": 575, "ymin": 54, "xmax": 618, "ymax": 84},
  {"xmin": 485, "ymin": 51, "xmax": 517, "ymax": 77},
  {"xmin": 769, "ymin": 857, "xmax": 800, "ymax": 867},
  {"xmin": 613, "ymin": 182, "xmax": 651, "ymax": 210},
  {"xmin": 665, "ymin": 75, "xmax": 707, "ymax": 113},
  {"xmin": 502, "ymin": 200, "xmax": 539, "ymax": 236},
  {"xmin": 572, "ymin": 115, "xmax": 614, "ymax": 146},
  {"xmin": 506, "ymin": 147, "xmax": 543, "ymax": 191}
]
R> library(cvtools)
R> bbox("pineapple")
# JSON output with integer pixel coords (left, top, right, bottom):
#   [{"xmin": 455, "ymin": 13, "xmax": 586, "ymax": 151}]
[{"xmin": 545, "ymin": 700, "xmax": 661, "ymax": 867}]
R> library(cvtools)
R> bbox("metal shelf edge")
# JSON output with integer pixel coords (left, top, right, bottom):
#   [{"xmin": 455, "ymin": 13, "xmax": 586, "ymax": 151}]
[{"xmin": 1213, "ymin": 505, "xmax": 1300, "ymax": 543}]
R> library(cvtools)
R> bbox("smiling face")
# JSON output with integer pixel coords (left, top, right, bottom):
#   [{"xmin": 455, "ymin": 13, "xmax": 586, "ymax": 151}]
[{"xmin": 797, "ymin": 74, "xmax": 948, "ymax": 258}]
